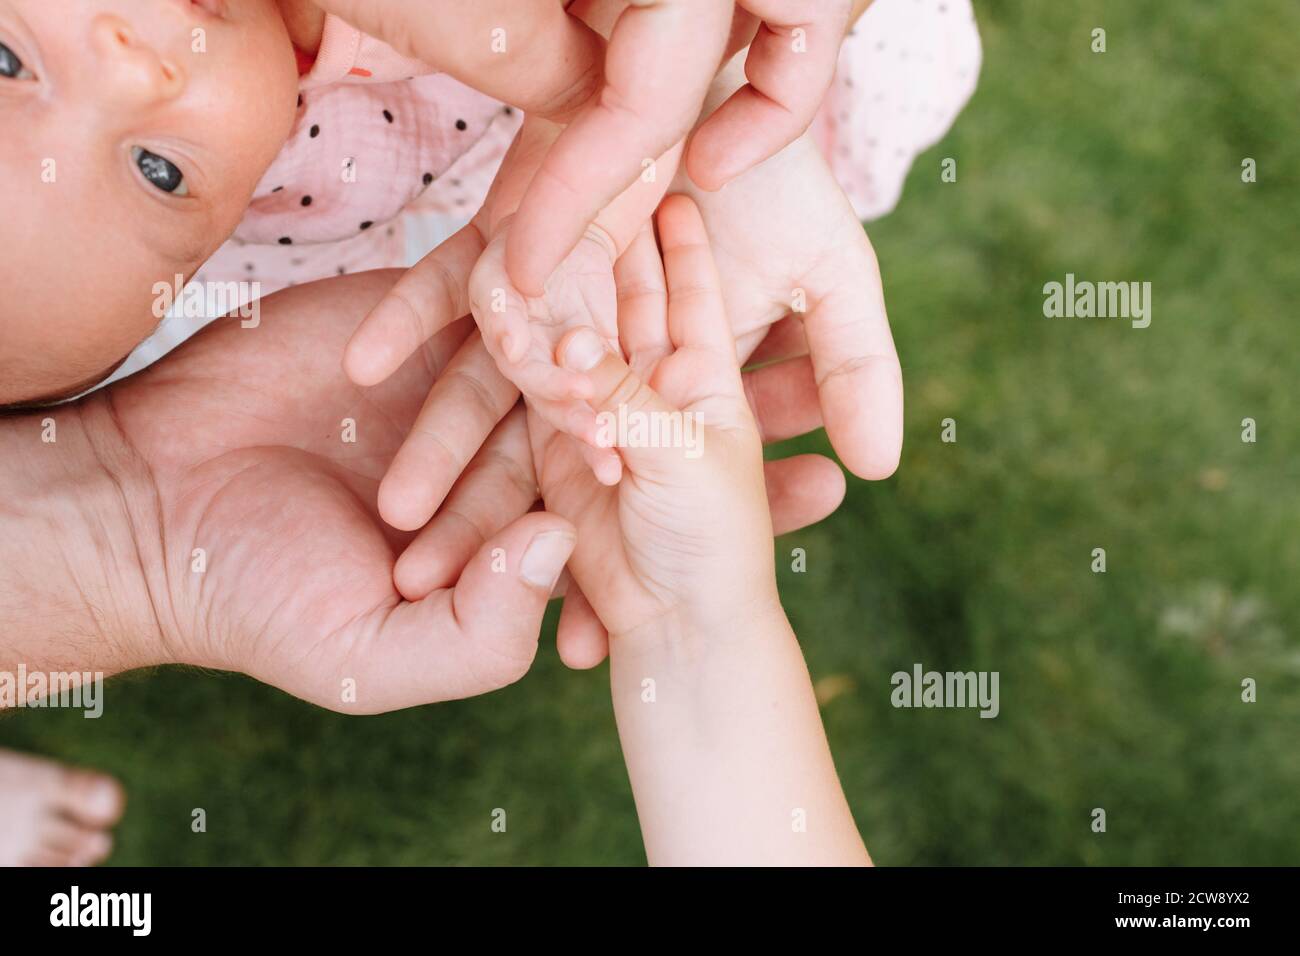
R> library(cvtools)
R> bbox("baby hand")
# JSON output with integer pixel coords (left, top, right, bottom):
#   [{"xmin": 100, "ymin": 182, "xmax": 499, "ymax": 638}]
[
  {"xmin": 462, "ymin": 112, "xmax": 677, "ymax": 489},
  {"xmin": 468, "ymin": 217, "xmax": 625, "ymax": 487},
  {"xmin": 531, "ymin": 195, "xmax": 778, "ymax": 641}
]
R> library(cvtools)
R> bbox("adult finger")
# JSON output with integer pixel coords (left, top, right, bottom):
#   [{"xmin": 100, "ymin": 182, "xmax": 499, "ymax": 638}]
[
  {"xmin": 556, "ymin": 585, "xmax": 610, "ymax": 670},
  {"xmin": 313, "ymin": 0, "xmax": 605, "ymax": 119},
  {"xmin": 343, "ymin": 512, "xmax": 575, "ymax": 711},
  {"xmin": 764, "ymin": 453, "xmax": 845, "ymax": 536},
  {"xmin": 344, "ymin": 223, "xmax": 485, "ymax": 387},
  {"xmin": 392, "ymin": 403, "xmax": 537, "ymax": 601},
  {"xmin": 687, "ymin": 0, "xmax": 852, "ymax": 190},
  {"xmin": 377, "ymin": 333, "xmax": 520, "ymax": 532},
  {"xmin": 747, "ymin": 314, "xmax": 809, "ymax": 366},
  {"xmin": 743, "ymin": 354, "xmax": 823, "ymax": 445},
  {"xmin": 506, "ymin": 0, "xmax": 734, "ymax": 296}
]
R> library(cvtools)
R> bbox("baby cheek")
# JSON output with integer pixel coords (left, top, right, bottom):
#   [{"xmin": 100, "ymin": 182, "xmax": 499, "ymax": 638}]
[{"xmin": 216, "ymin": 104, "xmax": 295, "ymax": 211}]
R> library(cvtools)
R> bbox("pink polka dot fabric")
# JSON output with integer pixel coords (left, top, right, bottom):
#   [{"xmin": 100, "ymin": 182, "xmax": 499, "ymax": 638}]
[{"xmin": 812, "ymin": 0, "xmax": 982, "ymax": 220}]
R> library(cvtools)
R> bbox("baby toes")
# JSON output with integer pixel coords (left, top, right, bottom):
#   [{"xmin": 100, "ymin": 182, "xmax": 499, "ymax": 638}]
[{"xmin": 54, "ymin": 769, "xmax": 127, "ymax": 829}]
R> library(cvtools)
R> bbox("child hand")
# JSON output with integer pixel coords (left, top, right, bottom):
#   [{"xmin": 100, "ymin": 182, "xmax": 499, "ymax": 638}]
[
  {"xmin": 537, "ymin": 197, "xmax": 870, "ymax": 866},
  {"xmin": 530, "ymin": 195, "xmax": 778, "ymax": 641},
  {"xmin": 674, "ymin": 129, "xmax": 904, "ymax": 481}
]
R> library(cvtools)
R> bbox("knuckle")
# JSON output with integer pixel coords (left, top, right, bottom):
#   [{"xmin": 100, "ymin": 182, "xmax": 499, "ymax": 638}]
[
  {"xmin": 600, "ymin": 364, "xmax": 646, "ymax": 412},
  {"xmin": 444, "ymin": 366, "xmax": 507, "ymax": 426},
  {"xmin": 480, "ymin": 448, "xmax": 538, "ymax": 502}
]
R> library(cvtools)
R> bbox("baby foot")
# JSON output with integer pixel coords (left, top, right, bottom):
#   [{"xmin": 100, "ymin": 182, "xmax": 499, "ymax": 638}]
[{"xmin": 0, "ymin": 748, "xmax": 125, "ymax": 867}]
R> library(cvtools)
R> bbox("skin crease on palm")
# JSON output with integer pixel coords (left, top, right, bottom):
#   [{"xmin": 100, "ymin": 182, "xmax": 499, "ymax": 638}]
[{"xmin": 0, "ymin": 0, "xmax": 300, "ymax": 405}]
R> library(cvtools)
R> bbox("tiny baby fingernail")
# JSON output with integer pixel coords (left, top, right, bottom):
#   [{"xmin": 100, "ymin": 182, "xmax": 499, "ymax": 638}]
[
  {"xmin": 519, "ymin": 531, "xmax": 575, "ymax": 590},
  {"xmin": 562, "ymin": 329, "xmax": 605, "ymax": 373},
  {"xmin": 598, "ymin": 458, "xmax": 622, "ymax": 486}
]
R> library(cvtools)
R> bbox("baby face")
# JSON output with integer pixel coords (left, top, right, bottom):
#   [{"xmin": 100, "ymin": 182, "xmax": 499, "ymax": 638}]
[{"xmin": 0, "ymin": 0, "xmax": 299, "ymax": 405}]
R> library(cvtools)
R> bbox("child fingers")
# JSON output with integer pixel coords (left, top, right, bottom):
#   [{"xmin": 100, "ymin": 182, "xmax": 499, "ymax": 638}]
[
  {"xmin": 615, "ymin": 222, "xmax": 671, "ymax": 364},
  {"xmin": 392, "ymin": 404, "xmax": 537, "ymax": 601},
  {"xmin": 559, "ymin": 328, "xmax": 675, "ymax": 421},
  {"xmin": 652, "ymin": 197, "xmax": 752, "ymax": 414},
  {"xmin": 510, "ymin": 360, "xmax": 595, "ymax": 405},
  {"xmin": 686, "ymin": 0, "xmax": 851, "ymax": 190},
  {"xmin": 344, "ymin": 223, "xmax": 484, "ymax": 387},
  {"xmin": 468, "ymin": 231, "xmax": 533, "ymax": 365},
  {"xmin": 558, "ymin": 328, "xmax": 700, "ymax": 479},
  {"xmin": 657, "ymin": 196, "xmax": 736, "ymax": 360},
  {"xmin": 527, "ymin": 394, "xmax": 611, "ymax": 459},
  {"xmin": 580, "ymin": 439, "xmax": 624, "ymax": 487},
  {"xmin": 377, "ymin": 335, "xmax": 520, "ymax": 533}
]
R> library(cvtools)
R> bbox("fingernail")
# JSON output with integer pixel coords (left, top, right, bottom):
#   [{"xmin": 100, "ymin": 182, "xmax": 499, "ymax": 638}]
[
  {"xmin": 597, "ymin": 456, "xmax": 623, "ymax": 487},
  {"xmin": 562, "ymin": 328, "xmax": 605, "ymax": 372},
  {"xmin": 519, "ymin": 531, "xmax": 575, "ymax": 590}
]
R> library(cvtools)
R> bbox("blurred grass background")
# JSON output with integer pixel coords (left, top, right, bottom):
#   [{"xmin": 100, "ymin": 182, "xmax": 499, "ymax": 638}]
[{"xmin": 5, "ymin": 0, "xmax": 1298, "ymax": 865}]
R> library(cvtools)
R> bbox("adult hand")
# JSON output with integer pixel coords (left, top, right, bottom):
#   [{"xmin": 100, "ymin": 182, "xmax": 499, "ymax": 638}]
[
  {"xmin": 98, "ymin": 272, "xmax": 576, "ymax": 713},
  {"xmin": 508, "ymin": 0, "xmax": 853, "ymax": 296},
  {"xmin": 311, "ymin": 1, "xmax": 852, "ymax": 297}
]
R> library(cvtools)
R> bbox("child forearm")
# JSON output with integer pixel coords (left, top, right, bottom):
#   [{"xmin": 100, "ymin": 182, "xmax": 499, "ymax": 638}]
[{"xmin": 609, "ymin": 604, "xmax": 871, "ymax": 866}]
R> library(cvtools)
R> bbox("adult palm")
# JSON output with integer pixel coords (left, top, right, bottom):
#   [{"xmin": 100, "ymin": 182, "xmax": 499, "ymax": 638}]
[{"xmin": 104, "ymin": 271, "xmax": 571, "ymax": 713}]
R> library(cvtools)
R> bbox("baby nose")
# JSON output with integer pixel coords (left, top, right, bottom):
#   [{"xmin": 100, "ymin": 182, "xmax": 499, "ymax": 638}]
[{"xmin": 90, "ymin": 15, "xmax": 186, "ymax": 108}]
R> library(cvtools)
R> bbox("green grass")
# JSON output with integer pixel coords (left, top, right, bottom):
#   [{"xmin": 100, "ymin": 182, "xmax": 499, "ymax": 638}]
[{"xmin": 5, "ymin": 0, "xmax": 1298, "ymax": 865}]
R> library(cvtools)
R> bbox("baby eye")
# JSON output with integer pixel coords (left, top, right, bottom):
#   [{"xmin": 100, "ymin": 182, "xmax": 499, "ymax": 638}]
[
  {"xmin": 0, "ymin": 41, "xmax": 35, "ymax": 80},
  {"xmin": 132, "ymin": 146, "xmax": 189, "ymax": 196}
]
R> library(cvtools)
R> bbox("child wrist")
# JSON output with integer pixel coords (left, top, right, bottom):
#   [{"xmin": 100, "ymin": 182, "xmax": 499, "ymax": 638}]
[{"xmin": 609, "ymin": 590, "xmax": 788, "ymax": 654}]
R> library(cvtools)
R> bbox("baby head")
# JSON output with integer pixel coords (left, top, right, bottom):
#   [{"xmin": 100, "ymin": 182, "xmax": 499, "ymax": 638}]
[{"xmin": 0, "ymin": 0, "xmax": 299, "ymax": 405}]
